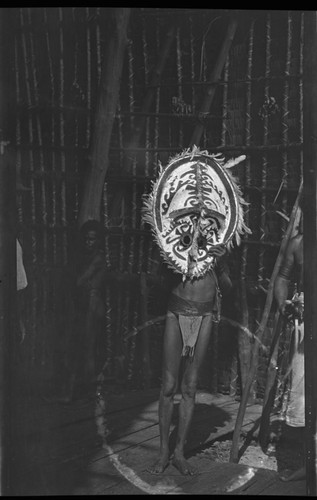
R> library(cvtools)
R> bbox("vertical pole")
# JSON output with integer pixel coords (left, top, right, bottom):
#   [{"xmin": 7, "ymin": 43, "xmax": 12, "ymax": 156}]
[
  {"xmin": 0, "ymin": 8, "xmax": 15, "ymax": 495},
  {"xmin": 189, "ymin": 13, "xmax": 238, "ymax": 147},
  {"xmin": 140, "ymin": 273, "xmax": 152, "ymax": 388},
  {"xmin": 77, "ymin": 7, "xmax": 131, "ymax": 227},
  {"xmin": 303, "ymin": 10, "xmax": 317, "ymax": 497}
]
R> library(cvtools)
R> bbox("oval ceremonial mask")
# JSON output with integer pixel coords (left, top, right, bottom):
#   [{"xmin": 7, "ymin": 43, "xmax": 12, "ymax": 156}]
[{"xmin": 142, "ymin": 146, "xmax": 251, "ymax": 280}]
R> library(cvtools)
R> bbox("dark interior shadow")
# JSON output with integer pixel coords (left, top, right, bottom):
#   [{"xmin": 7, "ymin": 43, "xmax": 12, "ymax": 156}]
[
  {"xmin": 273, "ymin": 420, "xmax": 304, "ymax": 475},
  {"xmin": 168, "ymin": 402, "xmax": 232, "ymax": 457},
  {"xmin": 237, "ymin": 417, "xmax": 305, "ymax": 476},
  {"xmin": 10, "ymin": 370, "xmax": 101, "ymax": 496}
]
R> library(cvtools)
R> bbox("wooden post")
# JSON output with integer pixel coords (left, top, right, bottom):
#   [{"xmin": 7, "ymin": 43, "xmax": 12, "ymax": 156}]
[
  {"xmin": 303, "ymin": 10, "xmax": 317, "ymax": 496},
  {"xmin": 258, "ymin": 310, "xmax": 284, "ymax": 449},
  {"xmin": 238, "ymin": 271, "xmax": 252, "ymax": 395},
  {"xmin": 77, "ymin": 8, "xmax": 131, "ymax": 227},
  {"xmin": 189, "ymin": 13, "xmax": 238, "ymax": 147},
  {"xmin": 110, "ymin": 17, "xmax": 180, "ymax": 218},
  {"xmin": 0, "ymin": 8, "xmax": 15, "ymax": 495}
]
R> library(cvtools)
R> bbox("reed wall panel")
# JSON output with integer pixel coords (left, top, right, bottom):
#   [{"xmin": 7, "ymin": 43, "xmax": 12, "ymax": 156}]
[{"xmin": 13, "ymin": 8, "xmax": 304, "ymax": 397}]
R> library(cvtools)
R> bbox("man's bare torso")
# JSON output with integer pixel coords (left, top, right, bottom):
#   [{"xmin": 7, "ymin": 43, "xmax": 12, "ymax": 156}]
[{"xmin": 172, "ymin": 270, "xmax": 217, "ymax": 302}]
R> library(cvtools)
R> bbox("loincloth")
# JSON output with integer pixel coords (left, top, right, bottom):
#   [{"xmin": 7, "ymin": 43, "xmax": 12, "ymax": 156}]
[{"xmin": 167, "ymin": 293, "xmax": 216, "ymax": 358}]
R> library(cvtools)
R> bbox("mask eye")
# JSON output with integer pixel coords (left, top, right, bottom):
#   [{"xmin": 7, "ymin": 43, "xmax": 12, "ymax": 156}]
[{"xmin": 180, "ymin": 232, "xmax": 193, "ymax": 248}]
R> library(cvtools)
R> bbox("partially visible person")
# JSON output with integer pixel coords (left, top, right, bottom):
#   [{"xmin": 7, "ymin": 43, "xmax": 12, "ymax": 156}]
[
  {"xmin": 50, "ymin": 219, "xmax": 144, "ymax": 403},
  {"xmin": 16, "ymin": 178, "xmax": 30, "ymax": 341},
  {"xmin": 16, "ymin": 238, "xmax": 28, "ymax": 343},
  {"xmin": 16, "ymin": 238, "xmax": 28, "ymax": 292},
  {"xmin": 274, "ymin": 211, "xmax": 305, "ymax": 481},
  {"xmin": 147, "ymin": 243, "xmax": 232, "ymax": 476},
  {"xmin": 142, "ymin": 148, "xmax": 250, "ymax": 476},
  {"xmin": 60, "ymin": 219, "xmax": 109, "ymax": 401}
]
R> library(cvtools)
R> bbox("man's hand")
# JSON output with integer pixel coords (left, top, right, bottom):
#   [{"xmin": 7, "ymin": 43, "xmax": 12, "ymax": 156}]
[
  {"xmin": 283, "ymin": 296, "xmax": 304, "ymax": 322},
  {"xmin": 278, "ymin": 302, "xmax": 286, "ymax": 316},
  {"xmin": 207, "ymin": 244, "xmax": 227, "ymax": 259}
]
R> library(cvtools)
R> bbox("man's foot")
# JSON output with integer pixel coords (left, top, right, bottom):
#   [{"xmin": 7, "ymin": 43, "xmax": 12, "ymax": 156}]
[
  {"xmin": 171, "ymin": 453, "xmax": 198, "ymax": 476},
  {"xmin": 146, "ymin": 454, "xmax": 170, "ymax": 474},
  {"xmin": 280, "ymin": 466, "xmax": 306, "ymax": 481}
]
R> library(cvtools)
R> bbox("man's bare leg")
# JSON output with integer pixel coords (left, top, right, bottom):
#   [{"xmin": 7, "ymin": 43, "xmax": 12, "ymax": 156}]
[
  {"xmin": 147, "ymin": 389, "xmax": 175, "ymax": 473},
  {"xmin": 147, "ymin": 313, "xmax": 183, "ymax": 474},
  {"xmin": 280, "ymin": 427, "xmax": 305, "ymax": 481},
  {"xmin": 172, "ymin": 315, "xmax": 213, "ymax": 476},
  {"xmin": 171, "ymin": 386, "xmax": 197, "ymax": 475}
]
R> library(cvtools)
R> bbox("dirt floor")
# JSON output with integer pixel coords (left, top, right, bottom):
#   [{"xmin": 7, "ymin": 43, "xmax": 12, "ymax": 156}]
[{"xmin": 197, "ymin": 417, "xmax": 304, "ymax": 479}]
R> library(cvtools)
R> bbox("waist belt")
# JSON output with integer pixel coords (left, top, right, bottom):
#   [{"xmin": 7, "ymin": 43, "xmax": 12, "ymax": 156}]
[{"xmin": 168, "ymin": 293, "xmax": 215, "ymax": 316}]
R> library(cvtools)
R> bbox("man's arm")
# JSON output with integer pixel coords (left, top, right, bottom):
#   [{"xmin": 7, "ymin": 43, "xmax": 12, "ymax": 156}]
[
  {"xmin": 216, "ymin": 260, "xmax": 232, "ymax": 296},
  {"xmin": 274, "ymin": 239, "xmax": 296, "ymax": 314},
  {"xmin": 211, "ymin": 245, "xmax": 233, "ymax": 296},
  {"xmin": 274, "ymin": 275, "xmax": 290, "ymax": 315},
  {"xmin": 76, "ymin": 252, "xmax": 105, "ymax": 287}
]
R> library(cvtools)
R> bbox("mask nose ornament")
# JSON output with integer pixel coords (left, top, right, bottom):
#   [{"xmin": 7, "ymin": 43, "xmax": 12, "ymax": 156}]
[{"xmin": 197, "ymin": 235, "xmax": 206, "ymax": 249}]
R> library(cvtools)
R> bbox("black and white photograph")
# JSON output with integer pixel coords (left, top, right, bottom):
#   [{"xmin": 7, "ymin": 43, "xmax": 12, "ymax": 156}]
[{"xmin": 1, "ymin": 7, "xmax": 316, "ymax": 495}]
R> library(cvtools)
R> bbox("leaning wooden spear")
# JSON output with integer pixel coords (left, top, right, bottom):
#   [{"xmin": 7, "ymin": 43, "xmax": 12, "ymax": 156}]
[
  {"xmin": 258, "ymin": 309, "xmax": 284, "ymax": 450},
  {"xmin": 229, "ymin": 178, "xmax": 303, "ymax": 463},
  {"xmin": 258, "ymin": 204, "xmax": 302, "ymax": 450}
]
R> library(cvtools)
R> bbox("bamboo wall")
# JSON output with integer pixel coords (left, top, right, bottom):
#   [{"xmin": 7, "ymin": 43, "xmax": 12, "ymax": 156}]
[{"xmin": 12, "ymin": 8, "xmax": 304, "ymax": 397}]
